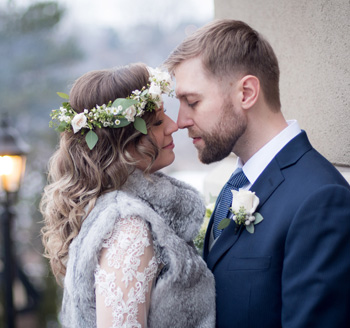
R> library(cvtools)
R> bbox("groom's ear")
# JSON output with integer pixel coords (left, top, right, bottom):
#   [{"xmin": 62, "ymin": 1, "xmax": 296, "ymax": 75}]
[{"xmin": 238, "ymin": 75, "xmax": 260, "ymax": 110}]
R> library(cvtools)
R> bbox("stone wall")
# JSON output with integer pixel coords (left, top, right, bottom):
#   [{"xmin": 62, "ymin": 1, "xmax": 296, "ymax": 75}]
[{"xmin": 214, "ymin": 0, "xmax": 350, "ymax": 171}]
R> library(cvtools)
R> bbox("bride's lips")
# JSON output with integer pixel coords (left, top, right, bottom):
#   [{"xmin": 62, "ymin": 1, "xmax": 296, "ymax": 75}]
[{"xmin": 163, "ymin": 141, "xmax": 175, "ymax": 149}]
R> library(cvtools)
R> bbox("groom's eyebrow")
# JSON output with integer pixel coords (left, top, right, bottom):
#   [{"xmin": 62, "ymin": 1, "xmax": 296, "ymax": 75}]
[{"xmin": 175, "ymin": 92, "xmax": 200, "ymax": 99}]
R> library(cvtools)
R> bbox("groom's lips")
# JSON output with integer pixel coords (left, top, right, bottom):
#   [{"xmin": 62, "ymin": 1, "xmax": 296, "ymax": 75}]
[{"xmin": 192, "ymin": 137, "xmax": 202, "ymax": 144}]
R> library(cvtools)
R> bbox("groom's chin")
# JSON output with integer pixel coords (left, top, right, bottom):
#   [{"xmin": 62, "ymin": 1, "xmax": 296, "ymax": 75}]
[{"xmin": 198, "ymin": 149, "xmax": 231, "ymax": 165}]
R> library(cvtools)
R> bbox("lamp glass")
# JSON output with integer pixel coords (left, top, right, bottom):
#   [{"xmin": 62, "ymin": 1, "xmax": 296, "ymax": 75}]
[{"xmin": 0, "ymin": 155, "xmax": 26, "ymax": 193}]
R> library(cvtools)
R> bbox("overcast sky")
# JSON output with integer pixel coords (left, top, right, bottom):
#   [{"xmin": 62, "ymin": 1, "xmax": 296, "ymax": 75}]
[{"xmin": 3, "ymin": 0, "xmax": 214, "ymax": 31}]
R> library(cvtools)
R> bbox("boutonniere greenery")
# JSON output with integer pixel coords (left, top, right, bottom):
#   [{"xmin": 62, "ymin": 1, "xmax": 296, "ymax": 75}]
[
  {"xmin": 218, "ymin": 189, "xmax": 264, "ymax": 234},
  {"xmin": 194, "ymin": 194, "xmax": 216, "ymax": 255}
]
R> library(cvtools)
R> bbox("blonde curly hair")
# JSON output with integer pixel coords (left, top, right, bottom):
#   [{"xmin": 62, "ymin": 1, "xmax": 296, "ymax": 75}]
[{"xmin": 40, "ymin": 63, "xmax": 160, "ymax": 283}]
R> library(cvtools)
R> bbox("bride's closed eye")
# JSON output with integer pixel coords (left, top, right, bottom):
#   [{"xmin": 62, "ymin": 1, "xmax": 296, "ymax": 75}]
[{"xmin": 153, "ymin": 108, "xmax": 168, "ymax": 126}]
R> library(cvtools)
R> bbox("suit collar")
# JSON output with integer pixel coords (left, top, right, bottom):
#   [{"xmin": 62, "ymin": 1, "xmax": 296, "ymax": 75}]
[
  {"xmin": 274, "ymin": 130, "xmax": 312, "ymax": 169},
  {"xmin": 241, "ymin": 121, "xmax": 301, "ymax": 186}
]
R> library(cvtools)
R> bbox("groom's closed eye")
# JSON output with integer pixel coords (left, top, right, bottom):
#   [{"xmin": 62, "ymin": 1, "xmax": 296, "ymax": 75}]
[{"xmin": 188, "ymin": 101, "xmax": 199, "ymax": 108}]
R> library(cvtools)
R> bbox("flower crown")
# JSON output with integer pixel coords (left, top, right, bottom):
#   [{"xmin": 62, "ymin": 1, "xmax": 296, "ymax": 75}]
[{"xmin": 49, "ymin": 67, "xmax": 173, "ymax": 150}]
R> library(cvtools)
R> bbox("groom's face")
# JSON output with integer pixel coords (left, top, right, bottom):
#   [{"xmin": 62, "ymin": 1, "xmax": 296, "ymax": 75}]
[{"xmin": 174, "ymin": 57, "xmax": 247, "ymax": 164}]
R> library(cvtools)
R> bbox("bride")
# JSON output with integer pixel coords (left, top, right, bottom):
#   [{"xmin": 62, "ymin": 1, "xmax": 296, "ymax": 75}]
[{"xmin": 40, "ymin": 63, "xmax": 215, "ymax": 328}]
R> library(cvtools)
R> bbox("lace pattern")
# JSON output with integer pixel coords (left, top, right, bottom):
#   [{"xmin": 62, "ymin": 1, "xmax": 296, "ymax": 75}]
[{"xmin": 95, "ymin": 217, "xmax": 161, "ymax": 328}]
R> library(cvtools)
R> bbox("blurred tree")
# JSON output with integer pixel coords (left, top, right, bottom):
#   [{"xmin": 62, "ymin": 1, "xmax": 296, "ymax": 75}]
[
  {"xmin": 0, "ymin": 1, "xmax": 82, "ymax": 327},
  {"xmin": 0, "ymin": 1, "xmax": 82, "ymax": 120}
]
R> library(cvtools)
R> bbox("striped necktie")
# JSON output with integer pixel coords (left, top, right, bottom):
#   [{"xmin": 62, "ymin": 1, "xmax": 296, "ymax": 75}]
[{"xmin": 213, "ymin": 170, "xmax": 249, "ymax": 239}]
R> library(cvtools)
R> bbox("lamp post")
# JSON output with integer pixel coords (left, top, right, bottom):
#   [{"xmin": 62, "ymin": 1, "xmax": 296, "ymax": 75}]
[{"xmin": 0, "ymin": 114, "xmax": 29, "ymax": 328}]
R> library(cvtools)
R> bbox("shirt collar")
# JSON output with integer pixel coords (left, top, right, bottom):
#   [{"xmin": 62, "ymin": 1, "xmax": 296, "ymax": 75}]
[{"xmin": 237, "ymin": 120, "xmax": 301, "ymax": 187}]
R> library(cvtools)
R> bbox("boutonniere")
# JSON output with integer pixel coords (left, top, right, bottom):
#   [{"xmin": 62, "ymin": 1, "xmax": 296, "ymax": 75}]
[{"xmin": 218, "ymin": 189, "xmax": 264, "ymax": 234}]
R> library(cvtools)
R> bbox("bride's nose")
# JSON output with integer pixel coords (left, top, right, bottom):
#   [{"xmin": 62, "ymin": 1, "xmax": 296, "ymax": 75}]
[{"xmin": 165, "ymin": 115, "xmax": 178, "ymax": 135}]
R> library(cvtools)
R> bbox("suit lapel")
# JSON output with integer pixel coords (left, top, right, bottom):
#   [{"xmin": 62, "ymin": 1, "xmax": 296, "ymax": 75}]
[
  {"xmin": 250, "ymin": 159, "xmax": 285, "ymax": 208},
  {"xmin": 206, "ymin": 160, "xmax": 285, "ymax": 271},
  {"xmin": 205, "ymin": 131, "xmax": 313, "ymax": 271}
]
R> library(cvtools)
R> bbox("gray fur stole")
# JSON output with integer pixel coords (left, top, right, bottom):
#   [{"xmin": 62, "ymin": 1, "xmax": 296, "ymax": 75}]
[{"xmin": 61, "ymin": 170, "xmax": 215, "ymax": 328}]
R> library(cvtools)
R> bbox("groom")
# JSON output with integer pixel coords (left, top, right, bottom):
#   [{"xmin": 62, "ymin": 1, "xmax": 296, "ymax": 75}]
[{"xmin": 164, "ymin": 19, "xmax": 350, "ymax": 327}]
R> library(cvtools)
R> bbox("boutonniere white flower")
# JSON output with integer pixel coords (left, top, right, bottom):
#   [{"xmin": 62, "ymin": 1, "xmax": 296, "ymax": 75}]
[{"xmin": 218, "ymin": 189, "xmax": 264, "ymax": 234}]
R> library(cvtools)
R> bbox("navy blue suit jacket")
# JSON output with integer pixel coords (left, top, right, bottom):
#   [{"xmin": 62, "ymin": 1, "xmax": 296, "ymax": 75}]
[{"xmin": 204, "ymin": 131, "xmax": 350, "ymax": 328}]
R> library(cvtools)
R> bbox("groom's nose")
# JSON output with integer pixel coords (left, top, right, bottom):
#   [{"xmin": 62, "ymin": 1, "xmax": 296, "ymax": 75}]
[{"xmin": 177, "ymin": 105, "xmax": 193, "ymax": 129}]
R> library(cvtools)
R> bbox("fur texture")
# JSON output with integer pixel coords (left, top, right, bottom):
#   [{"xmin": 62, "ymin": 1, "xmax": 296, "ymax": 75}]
[{"xmin": 61, "ymin": 170, "xmax": 216, "ymax": 327}]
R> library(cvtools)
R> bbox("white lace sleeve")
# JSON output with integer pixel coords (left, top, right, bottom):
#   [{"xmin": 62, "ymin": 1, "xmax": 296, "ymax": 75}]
[{"xmin": 94, "ymin": 217, "xmax": 160, "ymax": 328}]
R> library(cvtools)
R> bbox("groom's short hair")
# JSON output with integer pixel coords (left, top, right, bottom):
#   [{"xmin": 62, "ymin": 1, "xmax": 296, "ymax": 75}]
[{"xmin": 164, "ymin": 19, "xmax": 281, "ymax": 111}]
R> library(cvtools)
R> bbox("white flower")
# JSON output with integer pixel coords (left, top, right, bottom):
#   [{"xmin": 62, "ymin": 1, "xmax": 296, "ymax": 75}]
[
  {"xmin": 161, "ymin": 81, "xmax": 173, "ymax": 95},
  {"xmin": 115, "ymin": 119, "xmax": 121, "ymax": 125},
  {"xmin": 132, "ymin": 89, "xmax": 141, "ymax": 96},
  {"xmin": 71, "ymin": 113, "xmax": 87, "ymax": 133},
  {"xmin": 139, "ymin": 101, "xmax": 147, "ymax": 110},
  {"xmin": 231, "ymin": 189, "xmax": 259, "ymax": 215},
  {"xmin": 111, "ymin": 106, "xmax": 122, "ymax": 115},
  {"xmin": 148, "ymin": 82, "xmax": 162, "ymax": 99},
  {"xmin": 84, "ymin": 109, "xmax": 89, "ymax": 114},
  {"xmin": 137, "ymin": 109, "xmax": 144, "ymax": 117},
  {"xmin": 149, "ymin": 67, "xmax": 171, "ymax": 83},
  {"xmin": 154, "ymin": 97, "xmax": 163, "ymax": 109},
  {"xmin": 148, "ymin": 67, "xmax": 173, "ymax": 95},
  {"xmin": 124, "ymin": 105, "xmax": 137, "ymax": 122},
  {"xmin": 58, "ymin": 113, "xmax": 70, "ymax": 123}
]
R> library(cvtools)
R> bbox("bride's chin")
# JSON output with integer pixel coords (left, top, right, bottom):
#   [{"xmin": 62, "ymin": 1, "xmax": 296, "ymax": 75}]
[{"xmin": 149, "ymin": 152, "xmax": 176, "ymax": 173}]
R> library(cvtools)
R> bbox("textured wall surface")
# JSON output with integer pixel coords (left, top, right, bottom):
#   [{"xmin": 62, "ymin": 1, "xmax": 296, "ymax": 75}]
[{"xmin": 214, "ymin": 0, "xmax": 350, "ymax": 167}]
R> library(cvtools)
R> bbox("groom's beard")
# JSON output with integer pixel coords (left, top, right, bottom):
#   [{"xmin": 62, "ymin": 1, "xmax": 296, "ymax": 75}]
[{"xmin": 194, "ymin": 100, "xmax": 247, "ymax": 164}]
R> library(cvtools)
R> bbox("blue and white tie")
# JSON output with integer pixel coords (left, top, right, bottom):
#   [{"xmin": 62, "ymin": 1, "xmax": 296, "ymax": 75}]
[{"xmin": 213, "ymin": 170, "xmax": 249, "ymax": 239}]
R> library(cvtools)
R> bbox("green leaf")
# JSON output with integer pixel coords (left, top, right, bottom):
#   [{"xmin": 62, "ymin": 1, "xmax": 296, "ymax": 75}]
[
  {"xmin": 85, "ymin": 130, "xmax": 98, "ymax": 150},
  {"xmin": 112, "ymin": 98, "xmax": 138, "ymax": 109},
  {"xmin": 134, "ymin": 117, "xmax": 147, "ymax": 134},
  {"xmin": 57, "ymin": 92, "xmax": 69, "ymax": 100},
  {"xmin": 114, "ymin": 118, "xmax": 130, "ymax": 128},
  {"xmin": 56, "ymin": 121, "xmax": 68, "ymax": 132},
  {"xmin": 246, "ymin": 224, "xmax": 254, "ymax": 234},
  {"xmin": 218, "ymin": 218, "xmax": 231, "ymax": 230},
  {"xmin": 253, "ymin": 212, "xmax": 264, "ymax": 225}
]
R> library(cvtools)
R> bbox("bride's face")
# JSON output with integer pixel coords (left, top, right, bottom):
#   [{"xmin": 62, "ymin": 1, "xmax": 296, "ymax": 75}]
[{"xmin": 136, "ymin": 105, "xmax": 178, "ymax": 173}]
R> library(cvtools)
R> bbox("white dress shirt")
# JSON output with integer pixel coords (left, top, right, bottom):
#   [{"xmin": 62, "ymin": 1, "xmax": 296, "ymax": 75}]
[{"xmin": 238, "ymin": 120, "xmax": 301, "ymax": 189}]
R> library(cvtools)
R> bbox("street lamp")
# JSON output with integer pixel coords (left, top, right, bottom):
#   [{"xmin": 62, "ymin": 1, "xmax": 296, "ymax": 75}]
[{"xmin": 0, "ymin": 114, "xmax": 29, "ymax": 328}]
